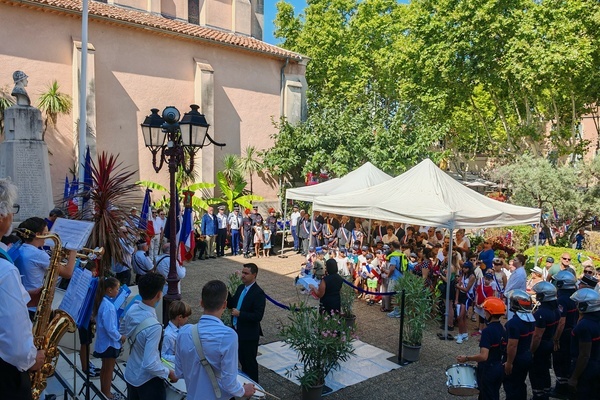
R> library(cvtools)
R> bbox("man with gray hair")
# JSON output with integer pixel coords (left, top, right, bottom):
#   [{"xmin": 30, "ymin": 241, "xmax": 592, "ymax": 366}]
[{"xmin": 0, "ymin": 179, "xmax": 45, "ymax": 398}]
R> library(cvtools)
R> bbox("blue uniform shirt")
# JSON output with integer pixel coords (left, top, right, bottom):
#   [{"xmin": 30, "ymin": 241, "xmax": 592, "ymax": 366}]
[{"xmin": 504, "ymin": 314, "xmax": 535, "ymax": 359}]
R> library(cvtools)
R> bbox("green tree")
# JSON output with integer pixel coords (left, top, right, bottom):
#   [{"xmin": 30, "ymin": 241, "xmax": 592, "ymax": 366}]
[
  {"xmin": 492, "ymin": 154, "xmax": 600, "ymax": 245},
  {"xmin": 37, "ymin": 80, "xmax": 72, "ymax": 140},
  {"xmin": 237, "ymin": 145, "xmax": 262, "ymax": 195},
  {"xmin": 212, "ymin": 171, "xmax": 263, "ymax": 211}
]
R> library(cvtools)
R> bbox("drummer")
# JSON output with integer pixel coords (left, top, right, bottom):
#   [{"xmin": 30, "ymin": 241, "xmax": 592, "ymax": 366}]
[
  {"xmin": 456, "ymin": 297, "xmax": 506, "ymax": 400},
  {"xmin": 175, "ymin": 280, "xmax": 256, "ymax": 399}
]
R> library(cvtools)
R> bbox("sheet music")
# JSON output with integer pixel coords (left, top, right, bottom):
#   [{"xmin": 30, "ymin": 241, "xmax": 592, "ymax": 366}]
[
  {"xmin": 296, "ymin": 275, "xmax": 319, "ymax": 291},
  {"xmin": 59, "ymin": 267, "xmax": 93, "ymax": 320},
  {"xmin": 111, "ymin": 285, "xmax": 132, "ymax": 319},
  {"xmin": 46, "ymin": 218, "xmax": 94, "ymax": 250}
]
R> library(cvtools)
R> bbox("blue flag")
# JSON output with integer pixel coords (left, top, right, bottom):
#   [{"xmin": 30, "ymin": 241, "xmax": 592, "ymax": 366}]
[{"xmin": 138, "ymin": 188, "xmax": 152, "ymax": 230}]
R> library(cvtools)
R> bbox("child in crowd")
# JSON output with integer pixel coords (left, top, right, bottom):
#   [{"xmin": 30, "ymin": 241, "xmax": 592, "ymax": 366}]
[
  {"xmin": 365, "ymin": 254, "xmax": 381, "ymax": 305},
  {"xmin": 262, "ymin": 225, "xmax": 272, "ymax": 258},
  {"xmin": 161, "ymin": 300, "xmax": 192, "ymax": 366},
  {"xmin": 123, "ymin": 273, "xmax": 176, "ymax": 398},
  {"xmin": 93, "ymin": 277, "xmax": 126, "ymax": 400},
  {"xmin": 313, "ymin": 249, "xmax": 326, "ymax": 280},
  {"xmin": 253, "ymin": 221, "xmax": 263, "ymax": 258},
  {"xmin": 472, "ymin": 272, "xmax": 498, "ymax": 336}
]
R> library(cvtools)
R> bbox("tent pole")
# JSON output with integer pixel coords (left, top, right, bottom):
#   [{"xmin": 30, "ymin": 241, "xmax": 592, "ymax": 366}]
[
  {"xmin": 367, "ymin": 218, "xmax": 372, "ymax": 246},
  {"xmin": 534, "ymin": 223, "xmax": 540, "ymax": 267},
  {"xmin": 279, "ymin": 200, "xmax": 288, "ymax": 258},
  {"xmin": 442, "ymin": 228, "xmax": 454, "ymax": 340}
]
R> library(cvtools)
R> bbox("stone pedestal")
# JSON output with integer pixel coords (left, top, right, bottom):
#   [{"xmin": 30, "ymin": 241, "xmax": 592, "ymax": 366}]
[{"xmin": 0, "ymin": 105, "xmax": 53, "ymax": 222}]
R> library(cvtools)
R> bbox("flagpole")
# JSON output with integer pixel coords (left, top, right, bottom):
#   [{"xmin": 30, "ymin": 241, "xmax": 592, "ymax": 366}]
[{"xmin": 77, "ymin": 0, "xmax": 89, "ymax": 205}]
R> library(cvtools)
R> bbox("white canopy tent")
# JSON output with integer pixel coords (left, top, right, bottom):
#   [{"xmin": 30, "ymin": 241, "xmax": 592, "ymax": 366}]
[
  {"xmin": 312, "ymin": 158, "xmax": 541, "ymax": 339},
  {"xmin": 286, "ymin": 161, "xmax": 392, "ymax": 202},
  {"xmin": 281, "ymin": 162, "xmax": 392, "ymax": 254}
]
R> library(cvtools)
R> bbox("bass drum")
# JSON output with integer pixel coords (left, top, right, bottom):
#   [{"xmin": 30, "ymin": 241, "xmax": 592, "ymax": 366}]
[{"xmin": 445, "ymin": 363, "xmax": 479, "ymax": 396}]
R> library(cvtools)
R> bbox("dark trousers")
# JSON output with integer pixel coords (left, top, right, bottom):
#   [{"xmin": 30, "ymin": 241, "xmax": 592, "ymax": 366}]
[
  {"xmin": 553, "ymin": 330, "xmax": 572, "ymax": 393},
  {"xmin": 243, "ymin": 231, "xmax": 253, "ymax": 255},
  {"xmin": 291, "ymin": 226, "xmax": 299, "ymax": 250},
  {"xmin": 503, "ymin": 353, "xmax": 532, "ymax": 400},
  {"xmin": 0, "ymin": 358, "xmax": 32, "ymax": 400},
  {"xmin": 127, "ymin": 377, "xmax": 166, "ymax": 400},
  {"xmin": 238, "ymin": 338, "xmax": 259, "ymax": 383},
  {"xmin": 116, "ymin": 269, "xmax": 132, "ymax": 286},
  {"xmin": 477, "ymin": 361, "xmax": 503, "ymax": 400},
  {"xmin": 231, "ymin": 229, "xmax": 240, "ymax": 255},
  {"xmin": 530, "ymin": 341, "xmax": 553, "ymax": 399},
  {"xmin": 194, "ymin": 240, "xmax": 207, "ymax": 260},
  {"xmin": 570, "ymin": 358, "xmax": 600, "ymax": 400},
  {"xmin": 217, "ymin": 228, "xmax": 227, "ymax": 256}
]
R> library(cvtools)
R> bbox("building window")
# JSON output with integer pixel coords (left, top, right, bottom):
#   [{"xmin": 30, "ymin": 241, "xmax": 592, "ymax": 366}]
[{"xmin": 188, "ymin": 0, "xmax": 199, "ymax": 24}]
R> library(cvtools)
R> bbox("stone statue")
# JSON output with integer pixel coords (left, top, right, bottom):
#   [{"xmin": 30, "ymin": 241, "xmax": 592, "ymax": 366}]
[{"xmin": 11, "ymin": 70, "xmax": 31, "ymax": 106}]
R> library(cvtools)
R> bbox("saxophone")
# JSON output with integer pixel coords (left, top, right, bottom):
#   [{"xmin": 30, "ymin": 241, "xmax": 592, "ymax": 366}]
[{"xmin": 29, "ymin": 233, "xmax": 76, "ymax": 400}]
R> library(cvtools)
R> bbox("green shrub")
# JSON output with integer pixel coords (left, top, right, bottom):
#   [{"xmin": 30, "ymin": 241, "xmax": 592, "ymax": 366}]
[{"xmin": 523, "ymin": 245, "xmax": 599, "ymax": 275}]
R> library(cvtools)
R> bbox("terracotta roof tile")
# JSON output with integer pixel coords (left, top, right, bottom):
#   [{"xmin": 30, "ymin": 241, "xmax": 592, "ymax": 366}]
[{"xmin": 3, "ymin": 0, "xmax": 304, "ymax": 61}]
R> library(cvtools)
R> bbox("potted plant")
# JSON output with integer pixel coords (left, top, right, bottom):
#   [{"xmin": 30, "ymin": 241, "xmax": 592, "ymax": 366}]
[
  {"xmin": 279, "ymin": 302, "xmax": 356, "ymax": 400},
  {"xmin": 340, "ymin": 276, "xmax": 356, "ymax": 329},
  {"xmin": 393, "ymin": 273, "xmax": 435, "ymax": 362}
]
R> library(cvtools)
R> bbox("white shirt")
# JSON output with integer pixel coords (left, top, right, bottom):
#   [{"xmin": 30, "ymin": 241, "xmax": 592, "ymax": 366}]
[
  {"xmin": 175, "ymin": 316, "xmax": 244, "ymax": 400},
  {"xmin": 217, "ymin": 212, "xmax": 228, "ymax": 229},
  {"xmin": 95, "ymin": 297, "xmax": 122, "ymax": 353},
  {"xmin": 153, "ymin": 217, "xmax": 165, "ymax": 236},
  {"xmin": 122, "ymin": 302, "xmax": 169, "ymax": 386},
  {"xmin": 227, "ymin": 213, "xmax": 241, "ymax": 230},
  {"xmin": 504, "ymin": 266, "xmax": 527, "ymax": 294},
  {"xmin": 16, "ymin": 243, "xmax": 50, "ymax": 291},
  {"xmin": 132, "ymin": 250, "xmax": 154, "ymax": 276},
  {"xmin": 156, "ymin": 255, "xmax": 186, "ymax": 294},
  {"xmin": 290, "ymin": 211, "xmax": 301, "ymax": 227},
  {"xmin": 0, "ymin": 246, "xmax": 37, "ymax": 371},
  {"xmin": 161, "ymin": 321, "xmax": 178, "ymax": 364}
]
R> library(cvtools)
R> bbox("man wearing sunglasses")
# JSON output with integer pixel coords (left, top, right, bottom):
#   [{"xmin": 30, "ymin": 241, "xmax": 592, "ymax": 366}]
[{"xmin": 546, "ymin": 253, "xmax": 576, "ymax": 283}]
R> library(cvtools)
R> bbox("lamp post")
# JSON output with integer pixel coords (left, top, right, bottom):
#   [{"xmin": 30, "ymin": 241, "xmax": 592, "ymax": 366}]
[{"xmin": 141, "ymin": 104, "xmax": 225, "ymax": 324}]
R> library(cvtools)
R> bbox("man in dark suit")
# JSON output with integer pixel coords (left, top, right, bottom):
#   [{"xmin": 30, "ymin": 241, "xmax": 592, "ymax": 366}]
[{"xmin": 227, "ymin": 263, "xmax": 266, "ymax": 383}]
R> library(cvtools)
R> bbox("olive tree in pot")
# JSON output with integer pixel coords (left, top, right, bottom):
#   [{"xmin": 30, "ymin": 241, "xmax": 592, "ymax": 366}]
[
  {"xmin": 393, "ymin": 273, "xmax": 435, "ymax": 362},
  {"xmin": 279, "ymin": 301, "xmax": 356, "ymax": 399}
]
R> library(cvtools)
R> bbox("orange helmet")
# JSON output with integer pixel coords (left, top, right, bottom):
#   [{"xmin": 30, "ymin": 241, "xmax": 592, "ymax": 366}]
[{"xmin": 482, "ymin": 297, "xmax": 506, "ymax": 316}]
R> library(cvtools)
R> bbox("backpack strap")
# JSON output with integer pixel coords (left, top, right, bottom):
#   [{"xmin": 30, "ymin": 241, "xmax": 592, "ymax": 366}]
[
  {"xmin": 128, "ymin": 316, "xmax": 160, "ymax": 354},
  {"xmin": 191, "ymin": 323, "xmax": 222, "ymax": 398}
]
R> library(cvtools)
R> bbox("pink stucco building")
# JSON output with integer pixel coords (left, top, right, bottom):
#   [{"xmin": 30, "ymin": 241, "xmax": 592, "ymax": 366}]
[{"xmin": 0, "ymin": 0, "xmax": 307, "ymax": 204}]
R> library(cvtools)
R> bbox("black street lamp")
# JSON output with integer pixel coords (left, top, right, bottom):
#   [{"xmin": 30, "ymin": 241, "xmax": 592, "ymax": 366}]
[{"xmin": 141, "ymin": 104, "xmax": 225, "ymax": 324}]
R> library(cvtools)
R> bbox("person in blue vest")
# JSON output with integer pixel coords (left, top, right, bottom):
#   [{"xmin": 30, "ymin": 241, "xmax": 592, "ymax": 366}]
[
  {"xmin": 503, "ymin": 289, "xmax": 535, "ymax": 400},
  {"xmin": 201, "ymin": 206, "xmax": 218, "ymax": 258},
  {"xmin": 550, "ymin": 270, "xmax": 579, "ymax": 397},
  {"xmin": 385, "ymin": 241, "xmax": 405, "ymax": 318},
  {"xmin": 456, "ymin": 297, "xmax": 506, "ymax": 400},
  {"xmin": 568, "ymin": 288, "xmax": 600, "ymax": 399},
  {"xmin": 529, "ymin": 282, "xmax": 561, "ymax": 400}
]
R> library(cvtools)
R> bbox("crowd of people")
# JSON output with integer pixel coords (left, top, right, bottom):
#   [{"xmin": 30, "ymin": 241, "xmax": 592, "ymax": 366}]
[{"xmin": 2, "ymin": 176, "xmax": 600, "ymax": 400}]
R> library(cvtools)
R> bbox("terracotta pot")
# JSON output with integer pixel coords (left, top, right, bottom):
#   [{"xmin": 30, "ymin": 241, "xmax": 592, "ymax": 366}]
[{"xmin": 301, "ymin": 383, "xmax": 324, "ymax": 400}]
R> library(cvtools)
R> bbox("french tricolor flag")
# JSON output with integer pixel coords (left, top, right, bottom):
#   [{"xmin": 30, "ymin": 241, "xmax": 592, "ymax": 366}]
[{"xmin": 178, "ymin": 206, "xmax": 195, "ymax": 264}]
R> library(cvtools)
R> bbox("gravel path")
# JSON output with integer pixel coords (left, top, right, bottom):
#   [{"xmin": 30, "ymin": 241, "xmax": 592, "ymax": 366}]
[{"xmin": 180, "ymin": 250, "xmax": 531, "ymax": 399}]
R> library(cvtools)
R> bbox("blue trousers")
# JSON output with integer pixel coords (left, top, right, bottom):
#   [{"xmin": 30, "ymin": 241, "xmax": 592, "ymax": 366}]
[
  {"xmin": 530, "ymin": 341, "xmax": 553, "ymax": 399},
  {"xmin": 231, "ymin": 229, "xmax": 240, "ymax": 255},
  {"xmin": 291, "ymin": 226, "xmax": 299, "ymax": 250},
  {"xmin": 503, "ymin": 353, "xmax": 532, "ymax": 400},
  {"xmin": 477, "ymin": 361, "xmax": 503, "ymax": 400}
]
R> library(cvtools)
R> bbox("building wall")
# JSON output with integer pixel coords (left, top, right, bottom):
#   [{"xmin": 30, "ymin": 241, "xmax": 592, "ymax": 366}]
[{"xmin": 0, "ymin": 2, "xmax": 304, "ymax": 204}]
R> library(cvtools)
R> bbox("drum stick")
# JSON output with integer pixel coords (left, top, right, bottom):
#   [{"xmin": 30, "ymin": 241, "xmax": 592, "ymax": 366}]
[{"xmin": 254, "ymin": 388, "xmax": 281, "ymax": 400}]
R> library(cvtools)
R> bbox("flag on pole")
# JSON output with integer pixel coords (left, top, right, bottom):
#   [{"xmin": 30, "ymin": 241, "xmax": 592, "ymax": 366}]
[
  {"xmin": 553, "ymin": 207, "xmax": 559, "ymax": 221},
  {"xmin": 63, "ymin": 176, "xmax": 69, "ymax": 205},
  {"xmin": 138, "ymin": 188, "xmax": 155, "ymax": 244},
  {"xmin": 82, "ymin": 147, "xmax": 92, "ymax": 206},
  {"xmin": 178, "ymin": 206, "xmax": 195, "ymax": 264},
  {"xmin": 68, "ymin": 177, "xmax": 79, "ymax": 216}
]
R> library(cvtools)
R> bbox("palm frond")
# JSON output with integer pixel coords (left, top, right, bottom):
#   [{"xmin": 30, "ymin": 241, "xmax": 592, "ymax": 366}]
[{"xmin": 136, "ymin": 180, "xmax": 168, "ymax": 192}]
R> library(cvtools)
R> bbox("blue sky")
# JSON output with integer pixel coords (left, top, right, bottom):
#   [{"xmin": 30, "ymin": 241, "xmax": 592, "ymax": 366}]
[{"xmin": 263, "ymin": 0, "xmax": 306, "ymax": 45}]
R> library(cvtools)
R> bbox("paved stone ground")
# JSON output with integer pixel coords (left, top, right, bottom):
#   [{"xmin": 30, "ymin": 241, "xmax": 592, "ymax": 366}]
[{"xmin": 180, "ymin": 249, "xmax": 531, "ymax": 400}]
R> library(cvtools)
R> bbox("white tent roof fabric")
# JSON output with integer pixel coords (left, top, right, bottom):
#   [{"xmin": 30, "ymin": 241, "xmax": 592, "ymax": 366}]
[
  {"xmin": 312, "ymin": 159, "xmax": 540, "ymax": 229},
  {"xmin": 285, "ymin": 162, "xmax": 392, "ymax": 202}
]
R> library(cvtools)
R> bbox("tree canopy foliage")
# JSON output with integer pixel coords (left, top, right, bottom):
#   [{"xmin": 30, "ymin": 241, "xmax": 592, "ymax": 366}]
[{"xmin": 265, "ymin": 0, "xmax": 600, "ymax": 183}]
